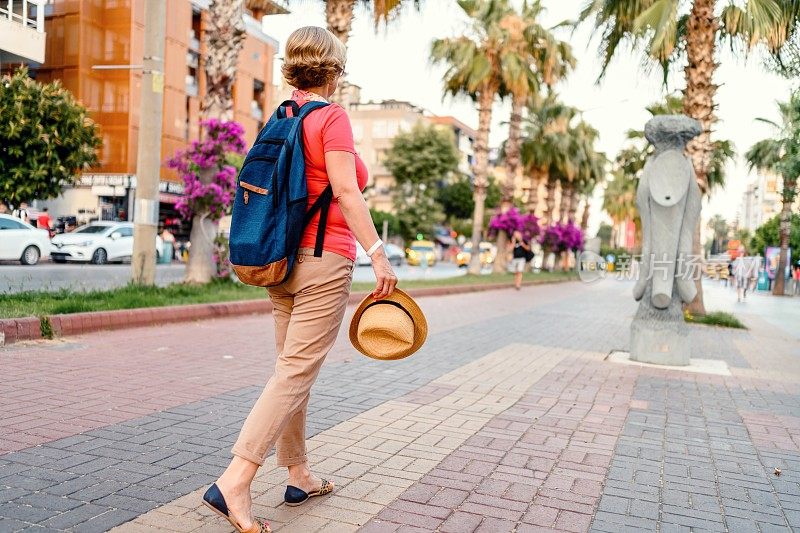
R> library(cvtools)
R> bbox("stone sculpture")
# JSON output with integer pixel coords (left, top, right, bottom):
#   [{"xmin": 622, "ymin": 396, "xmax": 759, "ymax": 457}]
[{"xmin": 630, "ymin": 115, "xmax": 702, "ymax": 366}]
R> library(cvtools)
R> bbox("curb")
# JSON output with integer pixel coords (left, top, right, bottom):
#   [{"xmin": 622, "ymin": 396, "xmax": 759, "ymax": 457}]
[{"xmin": 0, "ymin": 277, "xmax": 576, "ymax": 347}]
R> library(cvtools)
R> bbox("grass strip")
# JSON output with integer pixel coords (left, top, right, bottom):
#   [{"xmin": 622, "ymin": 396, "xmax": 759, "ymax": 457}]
[
  {"xmin": 0, "ymin": 271, "xmax": 577, "ymax": 319},
  {"xmin": 685, "ymin": 310, "xmax": 747, "ymax": 329}
]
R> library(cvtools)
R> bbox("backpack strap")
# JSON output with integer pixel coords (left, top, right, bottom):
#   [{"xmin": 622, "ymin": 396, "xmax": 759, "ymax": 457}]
[
  {"xmin": 276, "ymin": 99, "xmax": 300, "ymax": 119},
  {"xmin": 297, "ymin": 100, "xmax": 333, "ymax": 257},
  {"xmin": 298, "ymin": 100, "xmax": 330, "ymax": 118},
  {"xmin": 303, "ymin": 185, "xmax": 334, "ymax": 257}
]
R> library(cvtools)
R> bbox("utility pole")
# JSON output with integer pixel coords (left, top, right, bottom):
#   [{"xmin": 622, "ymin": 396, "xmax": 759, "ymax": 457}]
[{"xmin": 131, "ymin": 0, "xmax": 166, "ymax": 285}]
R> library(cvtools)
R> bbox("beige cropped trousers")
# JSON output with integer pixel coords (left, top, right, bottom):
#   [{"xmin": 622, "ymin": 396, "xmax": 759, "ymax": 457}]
[{"xmin": 231, "ymin": 248, "xmax": 354, "ymax": 466}]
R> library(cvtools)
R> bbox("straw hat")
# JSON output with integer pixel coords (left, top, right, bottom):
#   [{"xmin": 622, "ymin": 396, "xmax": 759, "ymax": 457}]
[{"xmin": 349, "ymin": 289, "xmax": 428, "ymax": 361}]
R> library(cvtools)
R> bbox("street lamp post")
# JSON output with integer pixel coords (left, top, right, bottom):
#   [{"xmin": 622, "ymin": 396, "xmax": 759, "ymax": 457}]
[{"xmin": 131, "ymin": 0, "xmax": 166, "ymax": 285}]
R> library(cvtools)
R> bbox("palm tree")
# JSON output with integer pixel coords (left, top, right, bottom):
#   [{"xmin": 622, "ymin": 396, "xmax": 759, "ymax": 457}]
[
  {"xmin": 493, "ymin": 2, "xmax": 575, "ymax": 272},
  {"xmin": 520, "ymin": 96, "xmax": 577, "ymax": 223},
  {"xmin": 322, "ymin": 0, "xmax": 412, "ymax": 46},
  {"xmin": 745, "ymin": 91, "xmax": 800, "ymax": 295},
  {"xmin": 707, "ymin": 214, "xmax": 729, "ymax": 254},
  {"xmin": 431, "ymin": 0, "xmax": 515, "ymax": 275},
  {"xmin": 183, "ymin": 0, "xmax": 248, "ymax": 283},
  {"xmin": 500, "ymin": 2, "xmax": 575, "ymax": 203},
  {"xmin": 317, "ymin": 0, "xmax": 420, "ymax": 104},
  {"xmin": 567, "ymin": 121, "xmax": 606, "ymax": 225},
  {"xmin": 579, "ymin": 0, "xmax": 798, "ymax": 313},
  {"xmin": 202, "ymin": 0, "xmax": 247, "ymax": 122},
  {"xmin": 602, "ymin": 170, "xmax": 639, "ymax": 247}
]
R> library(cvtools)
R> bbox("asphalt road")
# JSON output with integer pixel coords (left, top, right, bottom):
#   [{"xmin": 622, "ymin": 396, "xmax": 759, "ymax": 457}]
[
  {"xmin": 0, "ymin": 263, "xmax": 187, "ymax": 293},
  {"xmin": 0, "ymin": 261, "xmax": 466, "ymax": 293}
]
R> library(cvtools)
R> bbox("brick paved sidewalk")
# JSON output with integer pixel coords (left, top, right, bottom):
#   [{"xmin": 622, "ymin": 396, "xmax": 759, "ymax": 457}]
[{"xmin": 1, "ymin": 280, "xmax": 798, "ymax": 532}]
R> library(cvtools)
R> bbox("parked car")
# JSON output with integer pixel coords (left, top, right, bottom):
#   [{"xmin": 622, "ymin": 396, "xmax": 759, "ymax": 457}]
[
  {"xmin": 50, "ymin": 222, "xmax": 163, "ymax": 264},
  {"xmin": 0, "ymin": 214, "xmax": 51, "ymax": 265},
  {"xmin": 355, "ymin": 242, "xmax": 405, "ymax": 266},
  {"xmin": 456, "ymin": 241, "xmax": 496, "ymax": 268},
  {"xmin": 406, "ymin": 240, "xmax": 436, "ymax": 267}
]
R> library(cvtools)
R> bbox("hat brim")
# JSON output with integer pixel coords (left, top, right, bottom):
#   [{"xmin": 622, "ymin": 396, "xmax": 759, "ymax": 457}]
[{"xmin": 349, "ymin": 288, "xmax": 428, "ymax": 361}]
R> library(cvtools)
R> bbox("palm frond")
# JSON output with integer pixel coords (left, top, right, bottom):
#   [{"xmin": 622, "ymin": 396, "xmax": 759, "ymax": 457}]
[{"xmin": 633, "ymin": 0, "xmax": 679, "ymax": 60}]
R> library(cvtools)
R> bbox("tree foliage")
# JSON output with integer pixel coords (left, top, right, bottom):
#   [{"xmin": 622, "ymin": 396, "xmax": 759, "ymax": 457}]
[
  {"xmin": 369, "ymin": 208, "xmax": 400, "ymax": 238},
  {"xmin": 385, "ymin": 122, "xmax": 460, "ymax": 241},
  {"xmin": 437, "ymin": 175, "xmax": 502, "ymax": 222},
  {"xmin": 750, "ymin": 213, "xmax": 800, "ymax": 255},
  {"xmin": 0, "ymin": 68, "xmax": 101, "ymax": 205}
]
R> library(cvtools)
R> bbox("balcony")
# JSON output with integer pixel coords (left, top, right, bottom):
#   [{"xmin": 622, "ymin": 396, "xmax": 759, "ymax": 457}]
[{"xmin": 0, "ymin": 0, "xmax": 46, "ymax": 65}]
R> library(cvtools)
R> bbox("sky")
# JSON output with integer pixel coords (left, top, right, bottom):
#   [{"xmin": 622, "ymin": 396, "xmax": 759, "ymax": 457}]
[{"xmin": 262, "ymin": 0, "xmax": 796, "ymax": 233}]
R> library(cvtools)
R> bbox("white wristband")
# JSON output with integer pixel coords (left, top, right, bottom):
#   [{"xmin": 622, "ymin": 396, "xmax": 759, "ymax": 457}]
[{"xmin": 366, "ymin": 239, "xmax": 383, "ymax": 257}]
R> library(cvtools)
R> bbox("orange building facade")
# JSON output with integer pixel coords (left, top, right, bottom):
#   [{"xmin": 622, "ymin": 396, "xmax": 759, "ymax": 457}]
[{"xmin": 35, "ymin": 0, "xmax": 277, "ymax": 229}]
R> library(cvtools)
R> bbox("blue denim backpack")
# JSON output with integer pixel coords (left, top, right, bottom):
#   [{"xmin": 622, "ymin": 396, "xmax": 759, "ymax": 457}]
[{"xmin": 229, "ymin": 100, "xmax": 331, "ymax": 287}]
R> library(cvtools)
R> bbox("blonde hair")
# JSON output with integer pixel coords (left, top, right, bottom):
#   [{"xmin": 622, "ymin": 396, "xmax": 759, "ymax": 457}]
[{"xmin": 281, "ymin": 26, "xmax": 346, "ymax": 90}]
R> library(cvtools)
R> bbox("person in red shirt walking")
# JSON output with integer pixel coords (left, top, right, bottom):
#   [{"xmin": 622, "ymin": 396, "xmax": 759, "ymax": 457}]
[
  {"xmin": 201, "ymin": 27, "xmax": 397, "ymax": 533},
  {"xmin": 36, "ymin": 208, "xmax": 52, "ymax": 236}
]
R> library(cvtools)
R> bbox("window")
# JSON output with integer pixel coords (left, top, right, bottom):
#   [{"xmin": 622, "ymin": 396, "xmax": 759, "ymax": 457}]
[
  {"xmin": 115, "ymin": 226, "xmax": 134, "ymax": 238},
  {"xmin": 75, "ymin": 224, "xmax": 112, "ymax": 234},
  {"xmin": 387, "ymin": 120, "xmax": 399, "ymax": 137},
  {"xmin": 252, "ymin": 79, "xmax": 265, "ymax": 121},
  {"xmin": 0, "ymin": 218, "xmax": 24, "ymax": 230},
  {"xmin": 352, "ymin": 122, "xmax": 363, "ymax": 142},
  {"xmin": 372, "ymin": 120, "xmax": 387, "ymax": 139}
]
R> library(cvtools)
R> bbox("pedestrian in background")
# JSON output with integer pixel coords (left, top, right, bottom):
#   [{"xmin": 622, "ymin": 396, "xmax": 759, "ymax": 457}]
[
  {"xmin": 202, "ymin": 26, "xmax": 397, "ymax": 533},
  {"xmin": 732, "ymin": 245, "xmax": 757, "ymax": 302},
  {"xmin": 37, "ymin": 208, "xmax": 52, "ymax": 236},
  {"xmin": 160, "ymin": 226, "xmax": 176, "ymax": 262},
  {"xmin": 510, "ymin": 230, "xmax": 530, "ymax": 291},
  {"xmin": 792, "ymin": 264, "xmax": 800, "ymax": 296},
  {"xmin": 0, "ymin": 203, "xmax": 8, "ymax": 215},
  {"xmin": 12, "ymin": 201, "xmax": 29, "ymax": 224}
]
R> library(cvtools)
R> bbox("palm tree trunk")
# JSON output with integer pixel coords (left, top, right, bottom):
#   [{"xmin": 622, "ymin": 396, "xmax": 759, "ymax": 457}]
[
  {"xmin": 773, "ymin": 184, "xmax": 796, "ymax": 295},
  {"xmin": 326, "ymin": 0, "xmax": 357, "ymax": 45},
  {"xmin": 201, "ymin": 0, "xmax": 246, "ymax": 121},
  {"xmin": 567, "ymin": 187, "xmax": 579, "ymax": 222},
  {"xmin": 543, "ymin": 176, "xmax": 557, "ymax": 226},
  {"xmin": 188, "ymin": 0, "xmax": 245, "ymax": 284},
  {"xmin": 186, "ymin": 214, "xmax": 218, "ymax": 283},
  {"xmin": 526, "ymin": 168, "xmax": 545, "ymax": 214},
  {"xmin": 326, "ymin": 0, "xmax": 357, "ymax": 105},
  {"xmin": 503, "ymin": 94, "xmax": 524, "ymax": 201},
  {"xmin": 580, "ymin": 198, "xmax": 591, "ymax": 230},
  {"xmin": 468, "ymin": 89, "xmax": 494, "ymax": 275},
  {"xmin": 559, "ymin": 181, "xmax": 570, "ymax": 223},
  {"xmin": 493, "ymin": 94, "xmax": 524, "ymax": 274},
  {"xmin": 683, "ymin": 0, "xmax": 718, "ymax": 316},
  {"xmin": 185, "ymin": 168, "xmax": 220, "ymax": 283}
]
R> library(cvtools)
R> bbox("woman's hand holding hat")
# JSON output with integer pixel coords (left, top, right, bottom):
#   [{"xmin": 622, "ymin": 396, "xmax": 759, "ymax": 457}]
[{"xmin": 370, "ymin": 247, "xmax": 397, "ymax": 300}]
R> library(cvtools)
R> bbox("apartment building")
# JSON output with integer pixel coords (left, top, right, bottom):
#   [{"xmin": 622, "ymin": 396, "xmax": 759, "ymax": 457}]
[
  {"xmin": 738, "ymin": 173, "xmax": 783, "ymax": 233},
  {"xmin": 0, "ymin": 0, "xmax": 46, "ymax": 68},
  {"xmin": 33, "ymin": 0, "xmax": 280, "ymax": 230},
  {"xmin": 348, "ymin": 93, "xmax": 477, "ymax": 213}
]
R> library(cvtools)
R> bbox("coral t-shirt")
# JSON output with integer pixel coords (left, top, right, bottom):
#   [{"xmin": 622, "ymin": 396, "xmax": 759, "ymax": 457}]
[{"xmin": 293, "ymin": 96, "xmax": 368, "ymax": 261}]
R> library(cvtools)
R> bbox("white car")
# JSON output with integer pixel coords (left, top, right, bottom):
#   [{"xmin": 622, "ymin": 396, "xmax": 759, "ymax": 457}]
[
  {"xmin": 0, "ymin": 214, "xmax": 51, "ymax": 265},
  {"xmin": 51, "ymin": 222, "xmax": 163, "ymax": 265},
  {"xmin": 355, "ymin": 242, "xmax": 405, "ymax": 266}
]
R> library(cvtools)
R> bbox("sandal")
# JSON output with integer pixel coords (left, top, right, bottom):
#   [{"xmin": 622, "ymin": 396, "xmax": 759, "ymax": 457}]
[
  {"xmin": 284, "ymin": 479, "xmax": 334, "ymax": 506},
  {"xmin": 202, "ymin": 483, "xmax": 271, "ymax": 533}
]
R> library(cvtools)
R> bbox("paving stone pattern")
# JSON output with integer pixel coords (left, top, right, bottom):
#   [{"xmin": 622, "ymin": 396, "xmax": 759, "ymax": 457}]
[
  {"xmin": 1, "ymin": 280, "xmax": 798, "ymax": 532},
  {"xmin": 591, "ymin": 375, "xmax": 800, "ymax": 533}
]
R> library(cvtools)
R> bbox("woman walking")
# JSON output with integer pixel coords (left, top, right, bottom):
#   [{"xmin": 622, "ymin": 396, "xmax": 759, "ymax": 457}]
[
  {"xmin": 510, "ymin": 230, "xmax": 531, "ymax": 290},
  {"xmin": 203, "ymin": 27, "xmax": 397, "ymax": 533},
  {"xmin": 732, "ymin": 245, "xmax": 750, "ymax": 302}
]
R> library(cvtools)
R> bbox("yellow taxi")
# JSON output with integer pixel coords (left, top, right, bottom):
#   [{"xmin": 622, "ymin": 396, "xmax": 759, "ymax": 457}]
[
  {"xmin": 457, "ymin": 241, "xmax": 496, "ymax": 268},
  {"xmin": 406, "ymin": 240, "xmax": 436, "ymax": 267}
]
